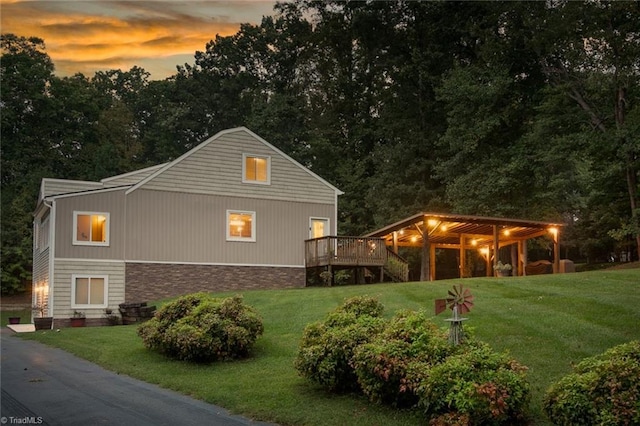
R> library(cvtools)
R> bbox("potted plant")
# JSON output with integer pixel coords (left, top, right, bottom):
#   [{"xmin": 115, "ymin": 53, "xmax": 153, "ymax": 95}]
[
  {"xmin": 70, "ymin": 310, "xmax": 86, "ymax": 327},
  {"xmin": 32, "ymin": 302, "xmax": 53, "ymax": 330},
  {"xmin": 495, "ymin": 261, "xmax": 513, "ymax": 277}
]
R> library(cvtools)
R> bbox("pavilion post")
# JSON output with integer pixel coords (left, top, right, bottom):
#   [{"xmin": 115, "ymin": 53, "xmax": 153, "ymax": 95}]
[
  {"xmin": 492, "ymin": 225, "xmax": 499, "ymax": 276},
  {"xmin": 518, "ymin": 240, "xmax": 528, "ymax": 276},
  {"xmin": 420, "ymin": 225, "xmax": 430, "ymax": 281},
  {"xmin": 392, "ymin": 231, "xmax": 398, "ymax": 254},
  {"xmin": 552, "ymin": 228, "xmax": 560, "ymax": 273},
  {"xmin": 459, "ymin": 235, "xmax": 466, "ymax": 278},
  {"xmin": 485, "ymin": 246, "xmax": 492, "ymax": 277},
  {"xmin": 430, "ymin": 244, "xmax": 436, "ymax": 281}
]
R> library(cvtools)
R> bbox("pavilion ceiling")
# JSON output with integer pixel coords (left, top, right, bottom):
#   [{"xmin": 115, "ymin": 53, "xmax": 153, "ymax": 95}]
[{"xmin": 364, "ymin": 212, "xmax": 563, "ymax": 249}]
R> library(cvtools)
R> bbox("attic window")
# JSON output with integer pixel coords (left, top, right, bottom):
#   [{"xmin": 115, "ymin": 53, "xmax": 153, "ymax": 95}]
[
  {"xmin": 243, "ymin": 154, "xmax": 270, "ymax": 184},
  {"xmin": 227, "ymin": 210, "xmax": 256, "ymax": 242},
  {"xmin": 73, "ymin": 212, "xmax": 109, "ymax": 246}
]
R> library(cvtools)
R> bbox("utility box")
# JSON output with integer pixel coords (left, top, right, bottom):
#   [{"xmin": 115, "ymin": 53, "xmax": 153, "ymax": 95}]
[{"xmin": 560, "ymin": 259, "xmax": 575, "ymax": 273}]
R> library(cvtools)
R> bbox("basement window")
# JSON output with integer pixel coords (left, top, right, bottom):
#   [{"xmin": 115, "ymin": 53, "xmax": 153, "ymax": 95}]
[{"xmin": 72, "ymin": 275, "xmax": 107, "ymax": 307}]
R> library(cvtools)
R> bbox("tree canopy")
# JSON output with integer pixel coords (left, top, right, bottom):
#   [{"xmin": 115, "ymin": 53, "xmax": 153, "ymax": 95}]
[{"xmin": 2, "ymin": 0, "xmax": 638, "ymax": 293}]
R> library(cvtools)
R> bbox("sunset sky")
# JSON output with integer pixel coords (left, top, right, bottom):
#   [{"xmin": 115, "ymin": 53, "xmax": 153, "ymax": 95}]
[{"xmin": 1, "ymin": 0, "xmax": 279, "ymax": 80}]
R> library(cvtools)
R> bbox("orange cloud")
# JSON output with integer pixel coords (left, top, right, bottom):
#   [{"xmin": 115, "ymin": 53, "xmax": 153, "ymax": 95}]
[{"xmin": 0, "ymin": 0, "xmax": 277, "ymax": 79}]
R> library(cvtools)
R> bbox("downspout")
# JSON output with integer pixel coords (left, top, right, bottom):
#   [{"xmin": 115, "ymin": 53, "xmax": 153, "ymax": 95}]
[{"xmin": 44, "ymin": 198, "xmax": 56, "ymax": 319}]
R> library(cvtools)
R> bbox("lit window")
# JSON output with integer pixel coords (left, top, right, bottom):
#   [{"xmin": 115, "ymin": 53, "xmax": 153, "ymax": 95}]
[
  {"xmin": 227, "ymin": 210, "xmax": 256, "ymax": 242},
  {"xmin": 74, "ymin": 212, "xmax": 109, "ymax": 246},
  {"xmin": 243, "ymin": 154, "xmax": 270, "ymax": 184},
  {"xmin": 72, "ymin": 275, "xmax": 107, "ymax": 307}
]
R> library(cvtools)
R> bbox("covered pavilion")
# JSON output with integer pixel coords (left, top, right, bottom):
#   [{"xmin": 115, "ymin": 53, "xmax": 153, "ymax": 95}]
[{"xmin": 364, "ymin": 212, "xmax": 564, "ymax": 281}]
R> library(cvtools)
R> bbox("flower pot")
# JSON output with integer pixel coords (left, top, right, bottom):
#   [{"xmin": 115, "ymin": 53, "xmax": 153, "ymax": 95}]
[
  {"xmin": 70, "ymin": 317, "xmax": 86, "ymax": 327},
  {"xmin": 8, "ymin": 317, "xmax": 21, "ymax": 325},
  {"xmin": 496, "ymin": 270, "xmax": 511, "ymax": 277},
  {"xmin": 34, "ymin": 317, "xmax": 53, "ymax": 330}
]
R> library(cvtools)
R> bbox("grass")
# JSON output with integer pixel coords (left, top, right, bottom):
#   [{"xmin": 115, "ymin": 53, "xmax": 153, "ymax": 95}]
[
  {"xmin": 1, "ymin": 308, "xmax": 31, "ymax": 326},
  {"xmin": 17, "ymin": 268, "xmax": 640, "ymax": 425}
]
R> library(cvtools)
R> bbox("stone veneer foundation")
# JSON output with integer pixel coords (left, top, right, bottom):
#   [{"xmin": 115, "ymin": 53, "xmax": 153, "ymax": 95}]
[{"xmin": 125, "ymin": 262, "xmax": 305, "ymax": 302}]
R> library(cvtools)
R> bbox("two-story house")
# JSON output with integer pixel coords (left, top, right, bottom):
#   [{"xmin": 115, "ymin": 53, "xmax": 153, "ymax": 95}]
[{"xmin": 32, "ymin": 127, "xmax": 342, "ymax": 326}]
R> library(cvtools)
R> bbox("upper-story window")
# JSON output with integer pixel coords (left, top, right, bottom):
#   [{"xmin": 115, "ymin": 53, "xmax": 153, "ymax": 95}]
[
  {"xmin": 73, "ymin": 212, "xmax": 109, "ymax": 246},
  {"xmin": 243, "ymin": 154, "xmax": 270, "ymax": 185}
]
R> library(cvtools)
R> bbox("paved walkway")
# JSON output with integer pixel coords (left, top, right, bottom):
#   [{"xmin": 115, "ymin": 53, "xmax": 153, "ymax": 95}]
[{"xmin": 0, "ymin": 328, "xmax": 275, "ymax": 426}]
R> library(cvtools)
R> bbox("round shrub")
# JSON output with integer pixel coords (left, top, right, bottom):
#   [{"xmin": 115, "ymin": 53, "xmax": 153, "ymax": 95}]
[
  {"xmin": 137, "ymin": 293, "xmax": 263, "ymax": 362},
  {"xmin": 413, "ymin": 342, "xmax": 530, "ymax": 425},
  {"xmin": 351, "ymin": 310, "xmax": 455, "ymax": 407},
  {"xmin": 294, "ymin": 296, "xmax": 386, "ymax": 391},
  {"xmin": 543, "ymin": 340, "xmax": 640, "ymax": 425}
]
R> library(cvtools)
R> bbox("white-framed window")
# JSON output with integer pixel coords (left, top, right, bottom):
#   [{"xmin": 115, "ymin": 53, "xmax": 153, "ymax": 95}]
[
  {"xmin": 226, "ymin": 210, "xmax": 256, "ymax": 242},
  {"xmin": 72, "ymin": 275, "xmax": 108, "ymax": 308},
  {"xmin": 38, "ymin": 216, "xmax": 50, "ymax": 251},
  {"xmin": 73, "ymin": 212, "xmax": 109, "ymax": 246},
  {"xmin": 310, "ymin": 217, "xmax": 330, "ymax": 239},
  {"xmin": 242, "ymin": 153, "xmax": 270, "ymax": 185}
]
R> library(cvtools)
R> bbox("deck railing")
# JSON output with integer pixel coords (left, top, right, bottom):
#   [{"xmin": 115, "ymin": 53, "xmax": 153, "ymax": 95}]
[
  {"xmin": 305, "ymin": 236, "xmax": 387, "ymax": 267},
  {"xmin": 384, "ymin": 249, "xmax": 410, "ymax": 282}
]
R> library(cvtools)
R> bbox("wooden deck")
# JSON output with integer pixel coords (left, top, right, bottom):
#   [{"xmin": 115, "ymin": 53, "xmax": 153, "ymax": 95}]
[{"xmin": 305, "ymin": 236, "xmax": 409, "ymax": 282}]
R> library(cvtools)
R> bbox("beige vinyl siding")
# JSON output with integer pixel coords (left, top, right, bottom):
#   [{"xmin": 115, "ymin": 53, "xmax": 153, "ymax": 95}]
[
  {"xmin": 101, "ymin": 163, "xmax": 166, "ymax": 187},
  {"xmin": 32, "ymin": 244, "xmax": 50, "ymax": 292},
  {"xmin": 54, "ymin": 189, "xmax": 126, "ymax": 259},
  {"xmin": 126, "ymin": 189, "xmax": 336, "ymax": 266},
  {"xmin": 52, "ymin": 259, "xmax": 125, "ymax": 319},
  {"xmin": 137, "ymin": 129, "xmax": 337, "ymax": 205},
  {"xmin": 41, "ymin": 178, "xmax": 103, "ymax": 199}
]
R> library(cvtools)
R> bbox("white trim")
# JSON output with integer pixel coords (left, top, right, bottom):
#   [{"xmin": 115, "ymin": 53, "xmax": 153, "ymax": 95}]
[
  {"xmin": 334, "ymin": 191, "xmax": 340, "ymax": 235},
  {"xmin": 45, "ymin": 185, "xmax": 129, "ymax": 202},
  {"xmin": 226, "ymin": 210, "xmax": 256, "ymax": 242},
  {"xmin": 242, "ymin": 153, "xmax": 271, "ymax": 185},
  {"xmin": 73, "ymin": 211, "xmax": 110, "ymax": 246},
  {"xmin": 48, "ymin": 200, "xmax": 56, "ymax": 318},
  {"xmin": 54, "ymin": 258, "xmax": 125, "ymax": 264},
  {"xmin": 123, "ymin": 259, "xmax": 305, "ymax": 268},
  {"xmin": 71, "ymin": 274, "xmax": 109, "ymax": 309}
]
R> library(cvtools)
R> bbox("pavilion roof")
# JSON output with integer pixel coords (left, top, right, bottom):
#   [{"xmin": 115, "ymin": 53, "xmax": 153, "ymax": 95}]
[{"xmin": 364, "ymin": 212, "xmax": 564, "ymax": 248}]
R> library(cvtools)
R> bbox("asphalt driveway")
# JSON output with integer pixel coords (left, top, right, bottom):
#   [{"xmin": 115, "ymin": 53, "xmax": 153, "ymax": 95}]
[{"xmin": 0, "ymin": 328, "xmax": 275, "ymax": 426}]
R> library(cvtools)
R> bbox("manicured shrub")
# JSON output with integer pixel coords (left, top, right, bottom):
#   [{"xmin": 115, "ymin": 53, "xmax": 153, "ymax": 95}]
[
  {"xmin": 543, "ymin": 340, "xmax": 640, "ymax": 426},
  {"xmin": 294, "ymin": 296, "xmax": 386, "ymax": 391},
  {"xmin": 413, "ymin": 342, "xmax": 530, "ymax": 425},
  {"xmin": 351, "ymin": 310, "xmax": 455, "ymax": 407},
  {"xmin": 296, "ymin": 297, "xmax": 530, "ymax": 424},
  {"xmin": 137, "ymin": 293, "xmax": 263, "ymax": 362}
]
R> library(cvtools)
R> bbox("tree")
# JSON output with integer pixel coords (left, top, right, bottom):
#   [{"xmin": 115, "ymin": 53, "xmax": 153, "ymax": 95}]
[
  {"xmin": 1, "ymin": 34, "xmax": 56, "ymax": 293},
  {"xmin": 538, "ymin": 1, "xmax": 640, "ymax": 260}
]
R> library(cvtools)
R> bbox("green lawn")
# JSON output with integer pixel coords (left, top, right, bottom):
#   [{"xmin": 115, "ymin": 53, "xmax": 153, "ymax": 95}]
[
  {"xmin": 1, "ymin": 308, "xmax": 31, "ymax": 326},
  {"xmin": 18, "ymin": 269, "xmax": 640, "ymax": 425}
]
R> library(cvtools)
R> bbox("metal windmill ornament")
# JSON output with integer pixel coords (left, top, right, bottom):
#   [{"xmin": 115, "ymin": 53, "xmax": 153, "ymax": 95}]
[{"xmin": 435, "ymin": 284, "xmax": 474, "ymax": 345}]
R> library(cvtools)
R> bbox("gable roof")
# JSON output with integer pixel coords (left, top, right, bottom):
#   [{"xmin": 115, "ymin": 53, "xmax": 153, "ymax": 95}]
[
  {"xmin": 126, "ymin": 126, "xmax": 343, "ymax": 196},
  {"xmin": 101, "ymin": 163, "xmax": 167, "ymax": 187}
]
